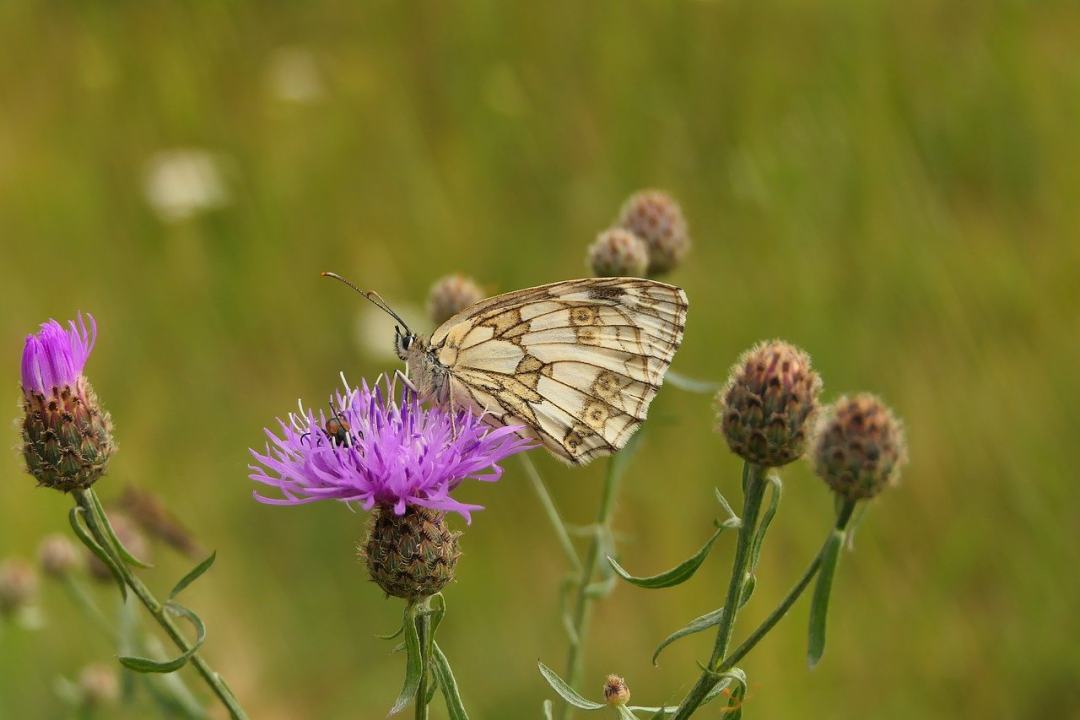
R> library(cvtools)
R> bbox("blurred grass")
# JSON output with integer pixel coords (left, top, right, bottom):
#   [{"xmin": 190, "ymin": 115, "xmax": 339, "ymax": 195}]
[{"xmin": 2, "ymin": 0, "xmax": 1078, "ymax": 717}]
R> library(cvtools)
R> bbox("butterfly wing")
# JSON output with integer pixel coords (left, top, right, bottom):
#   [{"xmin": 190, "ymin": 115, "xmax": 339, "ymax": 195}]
[{"xmin": 430, "ymin": 277, "xmax": 687, "ymax": 464}]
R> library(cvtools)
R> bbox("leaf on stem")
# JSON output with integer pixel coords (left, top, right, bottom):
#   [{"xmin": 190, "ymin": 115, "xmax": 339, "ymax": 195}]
[
  {"xmin": 607, "ymin": 524, "xmax": 729, "ymax": 590},
  {"xmin": 542, "ymin": 699, "xmax": 554, "ymax": 720},
  {"xmin": 651, "ymin": 606, "xmax": 725, "ymax": 666},
  {"xmin": 807, "ymin": 531, "xmax": 844, "ymax": 667},
  {"xmin": 536, "ymin": 661, "xmax": 604, "ymax": 710},
  {"xmin": 69, "ymin": 506, "xmax": 127, "ymax": 601},
  {"xmin": 388, "ymin": 604, "xmax": 424, "ymax": 715},
  {"xmin": 169, "ymin": 552, "xmax": 217, "ymax": 600},
  {"xmin": 86, "ymin": 490, "xmax": 153, "ymax": 568},
  {"xmin": 118, "ymin": 603, "xmax": 206, "ymax": 673},
  {"xmin": 701, "ymin": 667, "xmax": 748, "ymax": 707},
  {"xmin": 432, "ymin": 642, "xmax": 469, "ymax": 720},
  {"xmin": 713, "ymin": 489, "xmax": 741, "ymax": 527},
  {"xmin": 665, "ymin": 371, "xmax": 722, "ymax": 394},
  {"xmin": 748, "ymin": 476, "xmax": 782, "ymax": 573},
  {"xmin": 616, "ymin": 706, "xmax": 642, "ymax": 719}
]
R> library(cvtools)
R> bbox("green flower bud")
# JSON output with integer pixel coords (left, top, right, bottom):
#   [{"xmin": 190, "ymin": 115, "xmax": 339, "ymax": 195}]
[
  {"xmin": 617, "ymin": 190, "xmax": 690, "ymax": 276},
  {"xmin": 22, "ymin": 380, "xmax": 114, "ymax": 493},
  {"xmin": 587, "ymin": 228, "xmax": 649, "ymax": 277},
  {"xmin": 812, "ymin": 394, "xmax": 908, "ymax": 501},
  {"xmin": 717, "ymin": 340, "xmax": 822, "ymax": 467},
  {"xmin": 427, "ymin": 274, "xmax": 484, "ymax": 327},
  {"xmin": 362, "ymin": 506, "xmax": 461, "ymax": 601}
]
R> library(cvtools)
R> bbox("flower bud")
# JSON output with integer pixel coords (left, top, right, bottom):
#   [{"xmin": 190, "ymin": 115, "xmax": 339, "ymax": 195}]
[
  {"xmin": 587, "ymin": 228, "xmax": 649, "ymax": 277},
  {"xmin": 0, "ymin": 559, "xmax": 38, "ymax": 617},
  {"xmin": 78, "ymin": 664, "xmax": 119, "ymax": 707},
  {"xmin": 38, "ymin": 534, "xmax": 82, "ymax": 578},
  {"xmin": 617, "ymin": 190, "xmax": 690, "ymax": 276},
  {"xmin": 362, "ymin": 506, "xmax": 461, "ymax": 601},
  {"xmin": 427, "ymin": 274, "xmax": 483, "ymax": 327},
  {"xmin": 87, "ymin": 513, "xmax": 149, "ymax": 582},
  {"xmin": 118, "ymin": 485, "xmax": 202, "ymax": 559},
  {"xmin": 603, "ymin": 675, "xmax": 631, "ymax": 706},
  {"xmin": 20, "ymin": 314, "xmax": 114, "ymax": 493},
  {"xmin": 812, "ymin": 394, "xmax": 908, "ymax": 501},
  {"xmin": 717, "ymin": 340, "xmax": 822, "ymax": 467}
]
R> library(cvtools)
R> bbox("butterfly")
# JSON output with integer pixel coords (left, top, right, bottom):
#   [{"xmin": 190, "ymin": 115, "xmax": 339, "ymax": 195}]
[{"xmin": 324, "ymin": 273, "xmax": 687, "ymax": 465}]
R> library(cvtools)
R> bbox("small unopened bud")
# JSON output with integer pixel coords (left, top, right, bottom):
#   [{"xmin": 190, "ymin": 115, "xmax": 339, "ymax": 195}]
[
  {"xmin": 812, "ymin": 394, "xmax": 908, "ymax": 501},
  {"xmin": 78, "ymin": 664, "xmax": 119, "ymax": 707},
  {"xmin": 0, "ymin": 559, "xmax": 38, "ymax": 617},
  {"xmin": 20, "ymin": 314, "xmax": 114, "ymax": 493},
  {"xmin": 587, "ymin": 228, "xmax": 649, "ymax": 277},
  {"xmin": 717, "ymin": 340, "xmax": 822, "ymax": 467},
  {"xmin": 87, "ymin": 513, "xmax": 149, "ymax": 582},
  {"xmin": 361, "ymin": 506, "xmax": 461, "ymax": 601},
  {"xmin": 427, "ymin": 274, "xmax": 484, "ymax": 326},
  {"xmin": 38, "ymin": 534, "xmax": 82, "ymax": 578},
  {"xmin": 603, "ymin": 675, "xmax": 631, "ymax": 706},
  {"xmin": 617, "ymin": 190, "xmax": 690, "ymax": 276}
]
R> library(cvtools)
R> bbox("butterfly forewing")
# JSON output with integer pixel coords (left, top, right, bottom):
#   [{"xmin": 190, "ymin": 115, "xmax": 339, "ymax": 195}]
[{"xmin": 430, "ymin": 277, "xmax": 687, "ymax": 465}]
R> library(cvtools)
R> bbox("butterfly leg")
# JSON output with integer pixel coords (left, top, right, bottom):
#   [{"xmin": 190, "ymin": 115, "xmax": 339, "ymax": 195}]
[{"xmin": 393, "ymin": 368, "xmax": 419, "ymax": 394}]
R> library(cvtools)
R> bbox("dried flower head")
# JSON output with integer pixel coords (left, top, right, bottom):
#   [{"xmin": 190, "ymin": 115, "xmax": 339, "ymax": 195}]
[
  {"xmin": 603, "ymin": 675, "xmax": 631, "ymax": 706},
  {"xmin": 87, "ymin": 513, "xmax": 150, "ymax": 582},
  {"xmin": 617, "ymin": 190, "xmax": 690, "ymax": 276},
  {"xmin": 427, "ymin": 274, "xmax": 484, "ymax": 327},
  {"xmin": 20, "ymin": 314, "xmax": 114, "ymax": 492},
  {"xmin": 717, "ymin": 340, "xmax": 822, "ymax": 467},
  {"xmin": 587, "ymin": 228, "xmax": 650, "ymax": 277},
  {"xmin": 118, "ymin": 485, "xmax": 203, "ymax": 559},
  {"xmin": 812, "ymin": 394, "xmax": 908, "ymax": 501},
  {"xmin": 249, "ymin": 376, "xmax": 534, "ymax": 522},
  {"xmin": 0, "ymin": 559, "xmax": 38, "ymax": 617},
  {"xmin": 362, "ymin": 505, "xmax": 461, "ymax": 600},
  {"xmin": 78, "ymin": 664, "xmax": 119, "ymax": 707},
  {"xmin": 38, "ymin": 534, "xmax": 82, "ymax": 578}
]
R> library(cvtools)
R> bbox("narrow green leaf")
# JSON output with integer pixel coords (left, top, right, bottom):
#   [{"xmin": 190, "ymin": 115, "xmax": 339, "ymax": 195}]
[
  {"xmin": 432, "ymin": 642, "xmax": 469, "ymax": 720},
  {"xmin": 702, "ymin": 667, "xmax": 748, "ymax": 706},
  {"xmin": 542, "ymin": 699, "xmax": 554, "ymax": 720},
  {"xmin": 86, "ymin": 490, "xmax": 153, "ymax": 568},
  {"xmin": 748, "ymin": 476, "xmax": 782, "ymax": 573},
  {"xmin": 388, "ymin": 604, "xmax": 424, "ymax": 715},
  {"xmin": 375, "ymin": 622, "xmax": 405, "ymax": 641},
  {"xmin": 713, "ymin": 489, "xmax": 740, "ymax": 526},
  {"xmin": 608, "ymin": 525, "xmax": 726, "ymax": 589},
  {"xmin": 629, "ymin": 705, "xmax": 677, "ymax": 717},
  {"xmin": 536, "ymin": 661, "xmax": 604, "ymax": 710},
  {"xmin": 724, "ymin": 683, "xmax": 747, "ymax": 720},
  {"xmin": 665, "ymin": 370, "xmax": 722, "ymax": 394},
  {"xmin": 616, "ymin": 706, "xmax": 641, "ymax": 720},
  {"xmin": 739, "ymin": 575, "xmax": 756, "ymax": 608},
  {"xmin": 118, "ymin": 603, "xmax": 205, "ymax": 673},
  {"xmin": 69, "ymin": 507, "xmax": 126, "ymax": 601},
  {"xmin": 652, "ymin": 607, "xmax": 725, "ymax": 665},
  {"xmin": 169, "ymin": 552, "xmax": 216, "ymax": 600},
  {"xmin": 808, "ymin": 531, "xmax": 844, "ymax": 667},
  {"xmin": 426, "ymin": 593, "xmax": 447, "ymax": 638}
]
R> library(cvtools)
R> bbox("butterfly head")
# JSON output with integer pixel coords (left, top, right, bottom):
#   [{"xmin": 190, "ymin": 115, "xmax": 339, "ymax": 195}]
[{"xmin": 394, "ymin": 326, "xmax": 424, "ymax": 361}]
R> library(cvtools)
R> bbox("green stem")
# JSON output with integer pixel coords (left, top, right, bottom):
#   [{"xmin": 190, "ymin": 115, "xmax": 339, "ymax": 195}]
[
  {"xmin": 61, "ymin": 575, "xmax": 117, "ymax": 643},
  {"xmin": 672, "ymin": 463, "xmax": 767, "ymax": 720},
  {"xmin": 521, "ymin": 455, "xmax": 581, "ymax": 573},
  {"xmin": 415, "ymin": 597, "xmax": 432, "ymax": 720},
  {"xmin": 718, "ymin": 499, "xmax": 857, "ymax": 671},
  {"xmin": 558, "ymin": 457, "xmax": 622, "ymax": 720},
  {"xmin": 74, "ymin": 490, "xmax": 249, "ymax": 720}
]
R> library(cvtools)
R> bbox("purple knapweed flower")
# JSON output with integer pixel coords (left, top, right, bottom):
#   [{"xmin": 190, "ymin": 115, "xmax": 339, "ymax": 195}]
[
  {"xmin": 20, "ymin": 313, "xmax": 114, "ymax": 492},
  {"xmin": 249, "ymin": 376, "xmax": 534, "ymax": 522}
]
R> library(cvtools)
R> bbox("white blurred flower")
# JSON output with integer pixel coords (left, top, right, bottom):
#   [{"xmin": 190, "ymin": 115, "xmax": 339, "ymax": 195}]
[
  {"xmin": 143, "ymin": 149, "xmax": 229, "ymax": 222},
  {"xmin": 266, "ymin": 47, "xmax": 324, "ymax": 104},
  {"xmin": 356, "ymin": 299, "xmax": 424, "ymax": 362}
]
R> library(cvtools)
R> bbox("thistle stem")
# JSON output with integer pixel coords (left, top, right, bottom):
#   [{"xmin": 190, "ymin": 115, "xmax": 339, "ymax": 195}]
[
  {"xmin": 73, "ymin": 490, "xmax": 249, "ymax": 720},
  {"xmin": 718, "ymin": 499, "xmax": 856, "ymax": 671},
  {"xmin": 558, "ymin": 457, "xmax": 622, "ymax": 720},
  {"xmin": 672, "ymin": 463, "xmax": 767, "ymax": 720},
  {"xmin": 521, "ymin": 455, "xmax": 581, "ymax": 572},
  {"xmin": 415, "ymin": 597, "xmax": 432, "ymax": 720}
]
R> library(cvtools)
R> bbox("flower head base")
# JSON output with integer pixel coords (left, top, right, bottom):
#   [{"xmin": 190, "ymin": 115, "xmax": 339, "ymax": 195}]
[
  {"xmin": 20, "ymin": 314, "xmax": 114, "ymax": 492},
  {"xmin": 427, "ymin": 274, "xmax": 484, "ymax": 327},
  {"xmin": 587, "ymin": 228, "xmax": 649, "ymax": 277},
  {"xmin": 717, "ymin": 340, "xmax": 822, "ymax": 467},
  {"xmin": 812, "ymin": 394, "xmax": 908, "ymax": 501},
  {"xmin": 362, "ymin": 505, "xmax": 461, "ymax": 600},
  {"xmin": 250, "ymin": 376, "xmax": 534, "ymax": 522},
  {"xmin": 617, "ymin": 190, "xmax": 690, "ymax": 276},
  {"xmin": 603, "ymin": 675, "xmax": 631, "ymax": 706}
]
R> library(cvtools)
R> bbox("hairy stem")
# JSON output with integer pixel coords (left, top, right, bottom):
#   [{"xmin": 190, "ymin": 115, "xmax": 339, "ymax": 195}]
[
  {"xmin": 672, "ymin": 463, "xmax": 767, "ymax": 720},
  {"xmin": 74, "ymin": 490, "xmax": 249, "ymax": 720},
  {"xmin": 558, "ymin": 457, "xmax": 622, "ymax": 720}
]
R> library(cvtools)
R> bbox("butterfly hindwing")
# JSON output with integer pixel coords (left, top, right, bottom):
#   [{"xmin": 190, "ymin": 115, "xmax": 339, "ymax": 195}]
[{"xmin": 433, "ymin": 277, "xmax": 687, "ymax": 465}]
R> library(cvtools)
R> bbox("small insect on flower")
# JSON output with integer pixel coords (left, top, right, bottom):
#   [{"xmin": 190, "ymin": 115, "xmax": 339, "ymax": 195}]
[{"xmin": 321, "ymin": 271, "xmax": 687, "ymax": 465}]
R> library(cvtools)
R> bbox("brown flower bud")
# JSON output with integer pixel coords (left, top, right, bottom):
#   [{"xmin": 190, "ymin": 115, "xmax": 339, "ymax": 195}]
[
  {"xmin": 587, "ymin": 228, "xmax": 649, "ymax": 277},
  {"xmin": 812, "ymin": 394, "xmax": 908, "ymax": 501},
  {"xmin": 38, "ymin": 534, "xmax": 82, "ymax": 578},
  {"xmin": 617, "ymin": 190, "xmax": 690, "ymax": 276},
  {"xmin": 603, "ymin": 674, "xmax": 631, "ymax": 706},
  {"xmin": 427, "ymin": 274, "xmax": 484, "ymax": 327}
]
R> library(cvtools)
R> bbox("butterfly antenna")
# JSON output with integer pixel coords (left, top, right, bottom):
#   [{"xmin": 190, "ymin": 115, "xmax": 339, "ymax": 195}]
[{"xmin": 321, "ymin": 271, "xmax": 413, "ymax": 334}]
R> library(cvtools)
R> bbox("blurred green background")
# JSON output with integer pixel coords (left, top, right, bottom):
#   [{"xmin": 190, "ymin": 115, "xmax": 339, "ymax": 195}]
[{"xmin": 2, "ymin": 1, "xmax": 1078, "ymax": 717}]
